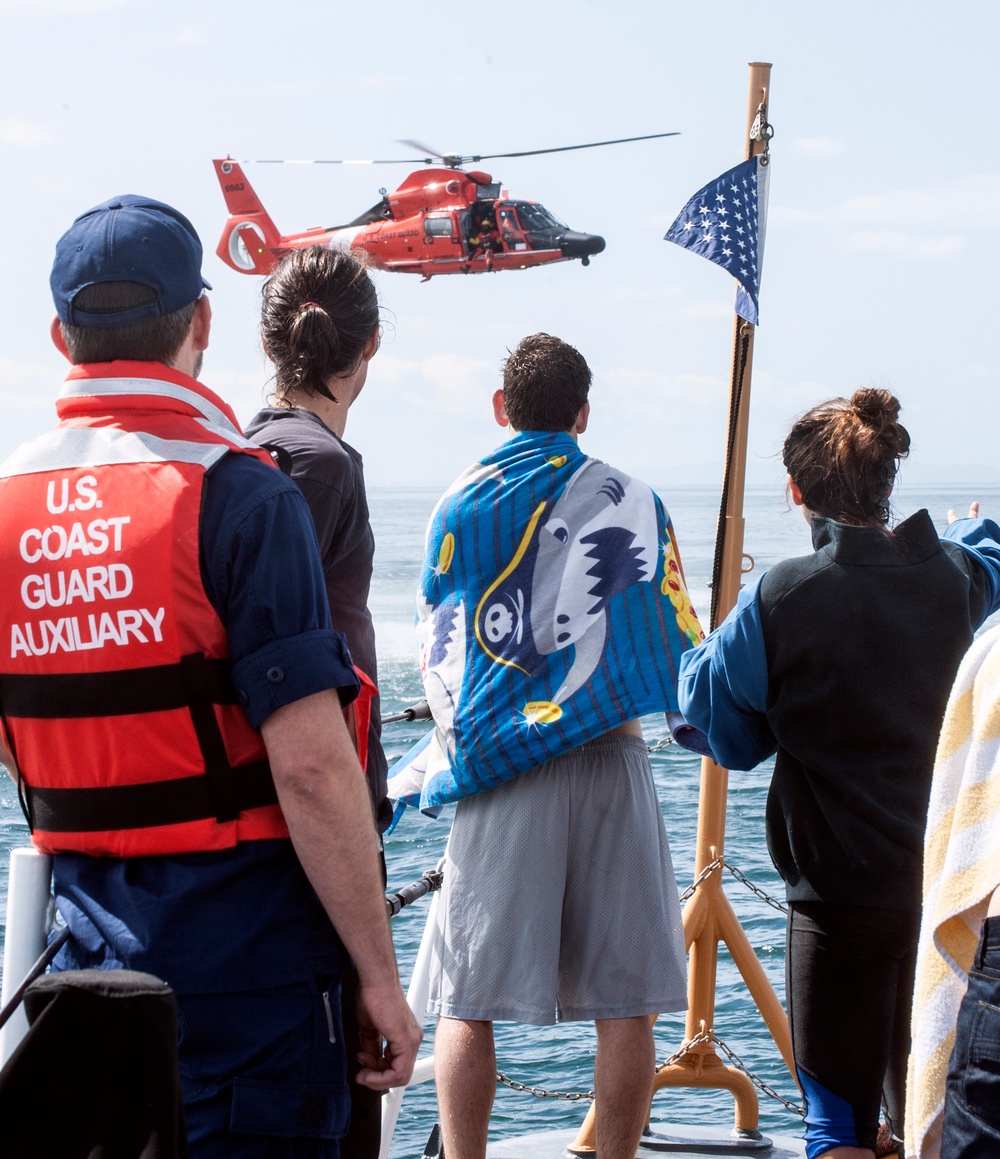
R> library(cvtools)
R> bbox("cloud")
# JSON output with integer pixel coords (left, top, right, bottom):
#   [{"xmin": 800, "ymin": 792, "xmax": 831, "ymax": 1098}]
[
  {"xmin": 170, "ymin": 24, "xmax": 209, "ymax": 46},
  {"xmin": 0, "ymin": 0, "xmax": 136, "ymax": 9},
  {"xmin": 0, "ymin": 119, "xmax": 52, "ymax": 147},
  {"xmin": 771, "ymin": 174, "xmax": 1000, "ymax": 260},
  {"xmin": 209, "ymin": 368, "xmax": 270, "ymax": 424},
  {"xmin": 845, "ymin": 231, "xmax": 964, "ymax": 258},
  {"xmin": 611, "ymin": 284, "xmax": 684, "ymax": 302},
  {"xmin": 0, "ymin": 359, "xmax": 62, "ymax": 413},
  {"xmin": 376, "ymin": 352, "xmax": 493, "ymax": 414},
  {"xmin": 209, "ymin": 369, "xmax": 265, "ymax": 395},
  {"xmin": 790, "ymin": 136, "xmax": 846, "ymax": 159},
  {"xmin": 0, "ymin": 361, "xmax": 62, "ymax": 463},
  {"xmin": 599, "ymin": 366, "xmax": 723, "ymax": 417},
  {"xmin": 23, "ymin": 178, "xmax": 82, "ymax": 194},
  {"xmin": 679, "ymin": 300, "xmax": 732, "ymax": 321},
  {"xmin": 351, "ymin": 73, "xmax": 408, "ymax": 92},
  {"xmin": 639, "ymin": 212, "xmax": 677, "ymax": 229},
  {"xmin": 774, "ymin": 175, "xmax": 1000, "ymax": 230}
]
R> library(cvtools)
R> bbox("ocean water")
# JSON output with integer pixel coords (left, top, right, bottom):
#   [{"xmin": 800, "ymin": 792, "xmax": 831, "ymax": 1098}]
[{"xmin": 1, "ymin": 479, "xmax": 997, "ymax": 1155}]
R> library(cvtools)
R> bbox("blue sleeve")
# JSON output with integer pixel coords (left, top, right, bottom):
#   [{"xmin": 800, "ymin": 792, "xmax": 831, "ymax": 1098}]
[
  {"xmin": 199, "ymin": 454, "xmax": 360, "ymax": 729},
  {"xmin": 942, "ymin": 517, "xmax": 1000, "ymax": 626},
  {"xmin": 677, "ymin": 577, "xmax": 776, "ymax": 771}
]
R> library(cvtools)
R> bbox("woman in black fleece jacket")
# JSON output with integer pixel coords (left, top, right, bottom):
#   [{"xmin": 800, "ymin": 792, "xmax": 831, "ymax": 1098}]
[{"xmin": 679, "ymin": 389, "xmax": 1000, "ymax": 1159}]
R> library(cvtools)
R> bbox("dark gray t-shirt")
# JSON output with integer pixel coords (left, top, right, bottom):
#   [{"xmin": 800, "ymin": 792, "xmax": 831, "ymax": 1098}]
[{"xmin": 246, "ymin": 406, "xmax": 390, "ymax": 833}]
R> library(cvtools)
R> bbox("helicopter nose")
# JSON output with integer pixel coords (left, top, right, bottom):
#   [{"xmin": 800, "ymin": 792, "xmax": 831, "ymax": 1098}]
[{"xmin": 560, "ymin": 232, "xmax": 606, "ymax": 261}]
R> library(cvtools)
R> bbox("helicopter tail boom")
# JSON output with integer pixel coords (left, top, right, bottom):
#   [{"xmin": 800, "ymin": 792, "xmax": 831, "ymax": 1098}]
[{"xmin": 213, "ymin": 159, "xmax": 283, "ymax": 275}]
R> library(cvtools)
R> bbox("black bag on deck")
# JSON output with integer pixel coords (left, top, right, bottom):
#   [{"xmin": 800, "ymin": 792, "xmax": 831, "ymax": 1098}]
[{"xmin": 0, "ymin": 968, "xmax": 188, "ymax": 1158}]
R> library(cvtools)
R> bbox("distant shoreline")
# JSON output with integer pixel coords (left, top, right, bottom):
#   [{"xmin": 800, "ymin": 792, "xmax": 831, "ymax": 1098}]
[{"xmin": 368, "ymin": 468, "xmax": 1000, "ymax": 492}]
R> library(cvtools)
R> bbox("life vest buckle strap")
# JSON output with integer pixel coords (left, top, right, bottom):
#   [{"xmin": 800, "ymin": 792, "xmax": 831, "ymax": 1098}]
[
  {"xmin": 180, "ymin": 654, "xmax": 244, "ymax": 824},
  {"xmin": 24, "ymin": 760, "xmax": 277, "ymax": 834},
  {"xmin": 0, "ymin": 658, "xmax": 238, "ymax": 719},
  {"xmin": 178, "ymin": 652, "xmax": 239, "ymax": 705}
]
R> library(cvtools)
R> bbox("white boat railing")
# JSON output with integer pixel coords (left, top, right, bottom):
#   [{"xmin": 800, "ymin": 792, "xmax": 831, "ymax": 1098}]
[
  {"xmin": 0, "ymin": 847, "xmax": 54, "ymax": 1066},
  {"xmin": 379, "ymin": 869, "xmax": 441, "ymax": 1159}
]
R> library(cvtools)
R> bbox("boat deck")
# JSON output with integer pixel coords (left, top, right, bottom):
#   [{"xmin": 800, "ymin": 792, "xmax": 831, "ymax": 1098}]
[{"xmin": 484, "ymin": 1125, "xmax": 806, "ymax": 1159}]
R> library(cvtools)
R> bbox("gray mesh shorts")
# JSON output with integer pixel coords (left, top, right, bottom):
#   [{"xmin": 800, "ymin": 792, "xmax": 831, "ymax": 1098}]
[{"xmin": 427, "ymin": 734, "xmax": 688, "ymax": 1024}]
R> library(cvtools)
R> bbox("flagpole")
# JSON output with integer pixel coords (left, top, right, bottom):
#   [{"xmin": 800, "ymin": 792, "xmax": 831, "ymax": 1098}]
[
  {"xmin": 710, "ymin": 60, "xmax": 769, "ymax": 625},
  {"xmin": 658, "ymin": 56, "xmax": 794, "ymax": 1131},
  {"xmin": 570, "ymin": 63, "xmax": 793, "ymax": 1156},
  {"xmin": 673, "ymin": 55, "xmax": 796, "ymax": 1113}
]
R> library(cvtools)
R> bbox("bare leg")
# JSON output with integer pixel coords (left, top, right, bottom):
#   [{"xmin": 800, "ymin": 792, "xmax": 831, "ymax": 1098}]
[
  {"xmin": 434, "ymin": 1017, "xmax": 496, "ymax": 1159},
  {"xmin": 594, "ymin": 1016, "xmax": 654, "ymax": 1159},
  {"xmin": 816, "ymin": 1150, "xmax": 874, "ymax": 1159}
]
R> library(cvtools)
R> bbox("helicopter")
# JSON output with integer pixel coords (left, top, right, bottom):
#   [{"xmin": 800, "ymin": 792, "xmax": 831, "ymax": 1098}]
[{"xmin": 212, "ymin": 133, "xmax": 678, "ymax": 280}]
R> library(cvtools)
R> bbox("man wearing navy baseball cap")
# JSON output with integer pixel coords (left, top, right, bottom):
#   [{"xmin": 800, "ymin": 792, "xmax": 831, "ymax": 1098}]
[{"xmin": 0, "ymin": 196, "xmax": 420, "ymax": 1157}]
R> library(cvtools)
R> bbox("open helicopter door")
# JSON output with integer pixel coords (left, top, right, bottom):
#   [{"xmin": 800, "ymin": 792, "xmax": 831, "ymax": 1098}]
[{"xmin": 497, "ymin": 206, "xmax": 528, "ymax": 251}]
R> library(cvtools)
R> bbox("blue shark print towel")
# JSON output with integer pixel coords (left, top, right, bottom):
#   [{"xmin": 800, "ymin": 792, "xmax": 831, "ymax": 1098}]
[{"xmin": 391, "ymin": 431, "xmax": 705, "ymax": 813}]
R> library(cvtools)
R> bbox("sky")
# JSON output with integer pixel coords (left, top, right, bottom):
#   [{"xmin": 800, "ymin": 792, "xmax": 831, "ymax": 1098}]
[{"xmin": 1, "ymin": 0, "xmax": 998, "ymax": 494}]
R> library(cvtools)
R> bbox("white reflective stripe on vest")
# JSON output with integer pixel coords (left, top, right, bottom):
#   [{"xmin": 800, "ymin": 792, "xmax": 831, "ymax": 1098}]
[
  {"xmin": 59, "ymin": 375, "xmax": 239, "ymax": 436},
  {"xmin": 192, "ymin": 417, "xmax": 261, "ymax": 451},
  {"xmin": 0, "ymin": 425, "xmax": 229, "ymax": 479}
]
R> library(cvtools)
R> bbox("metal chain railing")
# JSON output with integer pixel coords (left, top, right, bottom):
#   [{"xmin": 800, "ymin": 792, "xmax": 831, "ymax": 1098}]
[
  {"xmin": 657, "ymin": 1026, "xmax": 713, "ymax": 1069},
  {"xmin": 657, "ymin": 1026, "xmax": 802, "ymax": 1117},
  {"xmin": 646, "ymin": 736, "xmax": 674, "ymax": 753},
  {"xmin": 677, "ymin": 854, "xmax": 787, "ymax": 914},
  {"xmin": 711, "ymin": 1033, "xmax": 804, "ymax": 1118},
  {"xmin": 495, "ymin": 1028, "xmax": 716, "ymax": 1103},
  {"xmin": 724, "ymin": 861, "xmax": 788, "ymax": 914},
  {"xmin": 495, "ymin": 1022, "xmax": 803, "ymax": 1117},
  {"xmin": 678, "ymin": 854, "xmax": 724, "ymax": 903},
  {"xmin": 496, "ymin": 1070, "xmax": 594, "ymax": 1102}
]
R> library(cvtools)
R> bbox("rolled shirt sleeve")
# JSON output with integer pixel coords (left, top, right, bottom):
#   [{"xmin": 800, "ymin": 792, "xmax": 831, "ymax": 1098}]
[
  {"xmin": 200, "ymin": 455, "xmax": 360, "ymax": 729},
  {"xmin": 677, "ymin": 577, "xmax": 777, "ymax": 772}
]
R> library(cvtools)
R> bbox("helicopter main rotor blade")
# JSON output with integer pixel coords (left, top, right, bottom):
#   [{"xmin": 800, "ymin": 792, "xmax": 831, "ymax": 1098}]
[
  {"xmin": 241, "ymin": 132, "xmax": 679, "ymax": 169},
  {"xmin": 469, "ymin": 131, "xmax": 681, "ymax": 162},
  {"xmin": 395, "ymin": 138, "xmax": 447, "ymax": 160},
  {"xmin": 243, "ymin": 158, "xmax": 428, "ymax": 165}
]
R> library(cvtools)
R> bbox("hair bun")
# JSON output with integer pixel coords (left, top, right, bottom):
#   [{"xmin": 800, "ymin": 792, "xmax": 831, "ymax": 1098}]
[{"xmin": 850, "ymin": 387, "xmax": 899, "ymax": 429}]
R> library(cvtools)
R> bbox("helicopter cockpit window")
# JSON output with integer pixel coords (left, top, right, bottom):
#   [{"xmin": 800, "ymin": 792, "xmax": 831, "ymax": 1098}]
[
  {"xmin": 509, "ymin": 203, "xmax": 568, "ymax": 233},
  {"xmin": 424, "ymin": 216, "xmax": 454, "ymax": 237},
  {"xmin": 498, "ymin": 208, "xmax": 528, "ymax": 250}
]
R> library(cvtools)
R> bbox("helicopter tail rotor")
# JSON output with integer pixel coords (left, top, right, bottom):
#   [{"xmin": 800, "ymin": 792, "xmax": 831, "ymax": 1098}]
[{"xmin": 213, "ymin": 159, "xmax": 283, "ymax": 275}]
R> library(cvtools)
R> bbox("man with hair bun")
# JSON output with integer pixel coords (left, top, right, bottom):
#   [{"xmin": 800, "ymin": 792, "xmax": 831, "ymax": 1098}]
[
  {"xmin": 399, "ymin": 332, "xmax": 707, "ymax": 1159},
  {"xmin": 0, "ymin": 197, "xmax": 419, "ymax": 1156},
  {"xmin": 680, "ymin": 389, "xmax": 1000, "ymax": 1159}
]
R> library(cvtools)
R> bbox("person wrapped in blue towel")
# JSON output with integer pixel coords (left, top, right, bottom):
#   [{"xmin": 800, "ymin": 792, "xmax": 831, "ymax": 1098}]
[{"xmin": 406, "ymin": 333, "xmax": 705, "ymax": 1159}]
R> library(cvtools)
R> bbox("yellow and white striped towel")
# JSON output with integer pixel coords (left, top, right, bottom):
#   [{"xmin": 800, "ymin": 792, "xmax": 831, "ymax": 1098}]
[{"xmin": 907, "ymin": 625, "xmax": 1000, "ymax": 1158}]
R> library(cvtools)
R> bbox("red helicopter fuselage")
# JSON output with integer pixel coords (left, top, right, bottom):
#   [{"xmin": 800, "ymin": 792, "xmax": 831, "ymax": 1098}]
[{"xmin": 213, "ymin": 159, "xmax": 605, "ymax": 279}]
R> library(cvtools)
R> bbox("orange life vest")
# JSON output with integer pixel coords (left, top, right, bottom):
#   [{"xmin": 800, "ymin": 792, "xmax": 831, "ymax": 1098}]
[{"xmin": 0, "ymin": 361, "xmax": 292, "ymax": 857}]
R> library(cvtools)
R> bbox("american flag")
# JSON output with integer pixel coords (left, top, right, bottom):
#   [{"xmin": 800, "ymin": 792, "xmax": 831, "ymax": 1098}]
[{"xmin": 664, "ymin": 156, "xmax": 770, "ymax": 325}]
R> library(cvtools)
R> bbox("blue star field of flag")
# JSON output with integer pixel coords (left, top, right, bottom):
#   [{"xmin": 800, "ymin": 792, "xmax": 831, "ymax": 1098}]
[{"xmin": 664, "ymin": 157, "xmax": 767, "ymax": 325}]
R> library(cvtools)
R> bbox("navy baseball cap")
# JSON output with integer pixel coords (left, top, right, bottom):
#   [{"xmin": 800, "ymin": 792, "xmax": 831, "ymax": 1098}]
[{"xmin": 50, "ymin": 194, "xmax": 212, "ymax": 327}]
